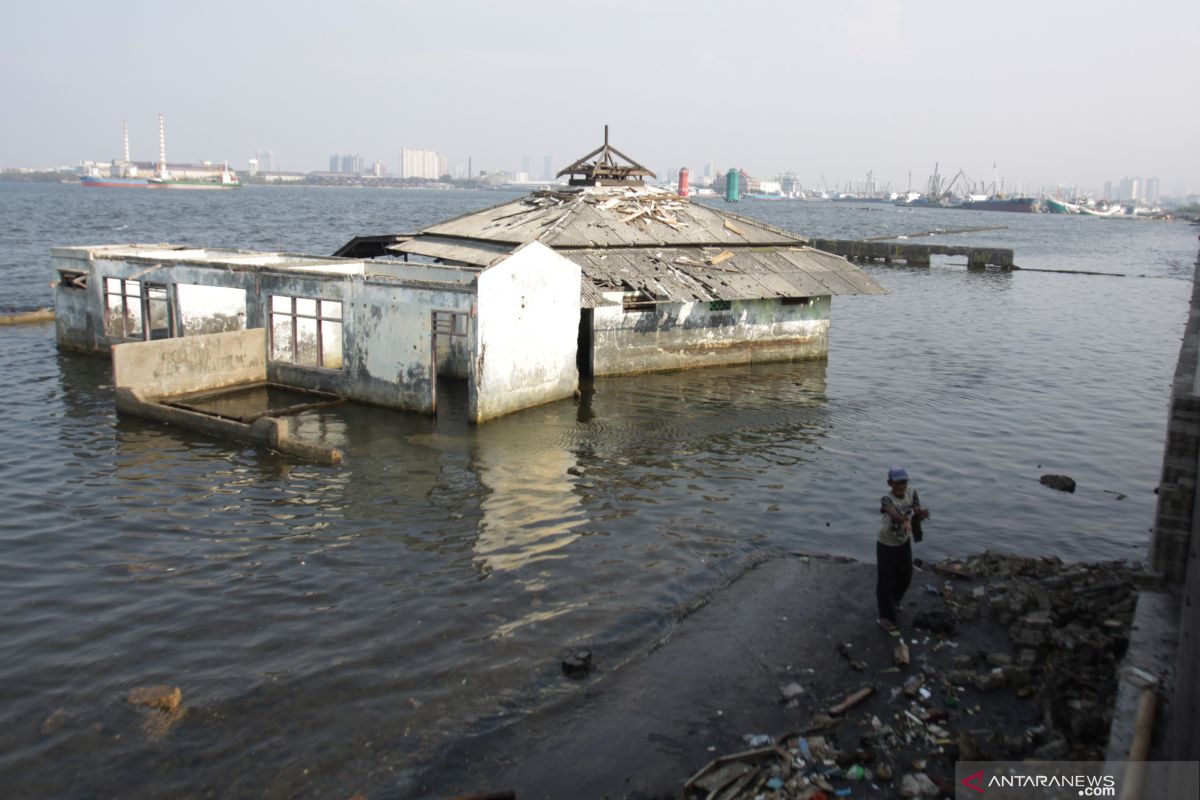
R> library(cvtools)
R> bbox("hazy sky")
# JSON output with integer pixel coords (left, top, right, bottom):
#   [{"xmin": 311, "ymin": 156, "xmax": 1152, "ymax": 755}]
[{"xmin": 3, "ymin": 0, "xmax": 1197, "ymax": 194}]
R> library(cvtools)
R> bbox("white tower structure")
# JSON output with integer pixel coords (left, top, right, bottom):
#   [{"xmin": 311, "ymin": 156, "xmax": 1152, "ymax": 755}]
[{"xmin": 157, "ymin": 113, "xmax": 170, "ymax": 179}]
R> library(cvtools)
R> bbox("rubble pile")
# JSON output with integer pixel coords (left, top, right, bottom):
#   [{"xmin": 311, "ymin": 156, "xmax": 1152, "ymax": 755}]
[
  {"xmin": 684, "ymin": 552, "xmax": 1136, "ymax": 800},
  {"xmin": 955, "ymin": 551, "xmax": 1137, "ymax": 760}
]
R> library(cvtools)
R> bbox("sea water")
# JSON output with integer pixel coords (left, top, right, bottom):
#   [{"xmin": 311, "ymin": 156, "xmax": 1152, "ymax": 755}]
[{"xmin": 0, "ymin": 182, "xmax": 1195, "ymax": 796}]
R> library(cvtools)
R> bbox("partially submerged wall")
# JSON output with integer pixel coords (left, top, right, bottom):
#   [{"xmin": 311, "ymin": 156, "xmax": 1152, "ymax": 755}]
[
  {"xmin": 471, "ymin": 242, "xmax": 579, "ymax": 422},
  {"xmin": 113, "ymin": 329, "xmax": 266, "ymax": 398},
  {"xmin": 592, "ymin": 296, "xmax": 830, "ymax": 376}
]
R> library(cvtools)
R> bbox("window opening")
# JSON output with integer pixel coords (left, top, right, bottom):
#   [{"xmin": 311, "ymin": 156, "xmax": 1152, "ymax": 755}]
[
  {"xmin": 144, "ymin": 283, "xmax": 173, "ymax": 340},
  {"xmin": 623, "ymin": 290, "xmax": 658, "ymax": 312},
  {"xmin": 103, "ymin": 277, "xmax": 144, "ymax": 338},
  {"xmin": 781, "ymin": 296, "xmax": 811, "ymax": 307},
  {"xmin": 177, "ymin": 284, "xmax": 247, "ymax": 335},
  {"xmin": 270, "ymin": 295, "xmax": 343, "ymax": 369},
  {"xmin": 708, "ymin": 300, "xmax": 732, "ymax": 312},
  {"xmin": 58, "ymin": 270, "xmax": 87, "ymax": 290}
]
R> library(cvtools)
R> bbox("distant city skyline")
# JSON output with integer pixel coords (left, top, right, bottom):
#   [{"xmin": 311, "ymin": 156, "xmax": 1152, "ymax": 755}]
[{"xmin": 2, "ymin": 1, "xmax": 1197, "ymax": 195}]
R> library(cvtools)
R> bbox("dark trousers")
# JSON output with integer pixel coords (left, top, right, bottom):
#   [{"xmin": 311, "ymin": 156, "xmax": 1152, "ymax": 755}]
[{"xmin": 876, "ymin": 539, "xmax": 913, "ymax": 622}]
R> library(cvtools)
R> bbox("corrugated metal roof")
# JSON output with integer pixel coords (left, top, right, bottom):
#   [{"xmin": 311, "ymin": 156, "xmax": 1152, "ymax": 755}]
[
  {"xmin": 393, "ymin": 187, "xmax": 884, "ymax": 308},
  {"xmin": 564, "ymin": 246, "xmax": 886, "ymax": 307},
  {"xmin": 390, "ymin": 236, "xmax": 513, "ymax": 267},
  {"xmin": 420, "ymin": 187, "xmax": 809, "ymax": 248}
]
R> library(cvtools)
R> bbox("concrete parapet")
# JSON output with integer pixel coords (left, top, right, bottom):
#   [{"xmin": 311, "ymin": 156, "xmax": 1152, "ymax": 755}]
[
  {"xmin": 115, "ymin": 387, "xmax": 342, "ymax": 464},
  {"xmin": 810, "ymin": 238, "xmax": 1014, "ymax": 269},
  {"xmin": 113, "ymin": 329, "xmax": 267, "ymax": 399}
]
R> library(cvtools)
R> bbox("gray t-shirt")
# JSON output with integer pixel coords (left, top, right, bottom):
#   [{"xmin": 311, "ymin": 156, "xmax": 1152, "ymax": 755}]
[{"xmin": 878, "ymin": 487, "xmax": 920, "ymax": 546}]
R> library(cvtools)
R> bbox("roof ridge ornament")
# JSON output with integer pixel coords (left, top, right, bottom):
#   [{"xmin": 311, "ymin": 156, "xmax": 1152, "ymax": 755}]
[{"xmin": 556, "ymin": 125, "xmax": 656, "ymax": 186}]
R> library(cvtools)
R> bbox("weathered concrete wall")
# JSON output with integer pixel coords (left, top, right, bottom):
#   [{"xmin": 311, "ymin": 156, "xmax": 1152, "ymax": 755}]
[
  {"xmin": 54, "ymin": 246, "xmax": 476, "ymax": 415},
  {"xmin": 1151, "ymin": 252, "xmax": 1200, "ymax": 761},
  {"xmin": 1151, "ymin": 259, "xmax": 1200, "ymax": 581},
  {"xmin": 263, "ymin": 273, "xmax": 472, "ymax": 412},
  {"xmin": 112, "ymin": 329, "xmax": 266, "ymax": 399},
  {"xmin": 592, "ymin": 296, "xmax": 831, "ymax": 376},
  {"xmin": 52, "ymin": 250, "xmax": 255, "ymax": 354},
  {"xmin": 471, "ymin": 242, "xmax": 579, "ymax": 423}
]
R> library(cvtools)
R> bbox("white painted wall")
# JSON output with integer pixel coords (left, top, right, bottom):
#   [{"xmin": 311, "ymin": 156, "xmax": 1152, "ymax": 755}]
[
  {"xmin": 593, "ymin": 296, "xmax": 832, "ymax": 375},
  {"xmin": 471, "ymin": 242, "xmax": 580, "ymax": 423}
]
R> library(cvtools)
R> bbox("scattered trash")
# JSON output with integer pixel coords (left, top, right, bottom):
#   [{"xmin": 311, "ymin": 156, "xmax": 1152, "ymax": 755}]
[
  {"xmin": 744, "ymin": 733, "xmax": 773, "ymax": 748},
  {"xmin": 836, "ymin": 642, "xmax": 865, "ymax": 671},
  {"xmin": 780, "ymin": 682, "xmax": 806, "ymax": 702},
  {"xmin": 829, "ymin": 685, "xmax": 874, "ymax": 717},
  {"xmin": 677, "ymin": 551, "xmax": 1137, "ymax": 797}
]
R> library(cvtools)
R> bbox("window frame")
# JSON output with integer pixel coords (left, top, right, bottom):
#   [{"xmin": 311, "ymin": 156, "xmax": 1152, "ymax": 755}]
[{"xmin": 269, "ymin": 294, "xmax": 344, "ymax": 370}]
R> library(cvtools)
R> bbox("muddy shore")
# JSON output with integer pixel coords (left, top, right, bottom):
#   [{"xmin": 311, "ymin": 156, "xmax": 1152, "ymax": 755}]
[{"xmin": 404, "ymin": 552, "xmax": 1136, "ymax": 800}]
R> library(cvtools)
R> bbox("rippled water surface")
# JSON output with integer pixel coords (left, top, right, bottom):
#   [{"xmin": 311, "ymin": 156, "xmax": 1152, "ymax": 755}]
[{"xmin": 1, "ymin": 182, "xmax": 1196, "ymax": 797}]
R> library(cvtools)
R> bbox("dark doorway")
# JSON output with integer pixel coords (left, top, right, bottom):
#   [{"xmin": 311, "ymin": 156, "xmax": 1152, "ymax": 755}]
[{"xmin": 576, "ymin": 308, "xmax": 594, "ymax": 380}]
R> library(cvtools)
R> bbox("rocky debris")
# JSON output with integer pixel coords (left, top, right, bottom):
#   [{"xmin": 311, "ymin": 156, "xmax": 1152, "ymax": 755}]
[
  {"xmin": 127, "ymin": 685, "xmax": 186, "ymax": 740},
  {"xmin": 683, "ymin": 551, "xmax": 1136, "ymax": 798},
  {"xmin": 561, "ymin": 650, "xmax": 593, "ymax": 678},
  {"xmin": 1040, "ymin": 474, "xmax": 1077, "ymax": 493}
]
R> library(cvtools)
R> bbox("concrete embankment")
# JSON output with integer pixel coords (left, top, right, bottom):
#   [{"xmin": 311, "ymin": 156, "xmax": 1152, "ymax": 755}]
[{"xmin": 1108, "ymin": 245, "xmax": 1200, "ymax": 766}]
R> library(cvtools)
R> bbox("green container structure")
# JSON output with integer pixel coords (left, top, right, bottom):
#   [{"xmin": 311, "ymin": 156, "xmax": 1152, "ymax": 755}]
[{"xmin": 725, "ymin": 168, "xmax": 740, "ymax": 202}]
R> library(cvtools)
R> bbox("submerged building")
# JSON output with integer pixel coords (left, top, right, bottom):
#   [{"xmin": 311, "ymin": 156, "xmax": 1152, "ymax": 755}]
[{"xmin": 52, "ymin": 133, "xmax": 884, "ymax": 449}]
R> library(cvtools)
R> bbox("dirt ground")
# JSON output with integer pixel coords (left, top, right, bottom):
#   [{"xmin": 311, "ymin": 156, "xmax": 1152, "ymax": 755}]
[{"xmin": 401, "ymin": 552, "xmax": 1134, "ymax": 800}]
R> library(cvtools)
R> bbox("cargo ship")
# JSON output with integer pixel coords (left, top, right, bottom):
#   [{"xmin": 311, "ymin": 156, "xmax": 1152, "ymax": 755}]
[
  {"xmin": 80, "ymin": 115, "xmax": 239, "ymax": 190},
  {"xmin": 148, "ymin": 168, "xmax": 240, "ymax": 190},
  {"xmin": 958, "ymin": 196, "xmax": 1040, "ymax": 213},
  {"xmin": 79, "ymin": 121, "xmax": 149, "ymax": 188},
  {"xmin": 80, "ymin": 175, "xmax": 149, "ymax": 189}
]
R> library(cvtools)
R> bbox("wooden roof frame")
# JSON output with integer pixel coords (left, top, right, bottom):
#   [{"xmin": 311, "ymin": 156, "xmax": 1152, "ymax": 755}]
[{"xmin": 556, "ymin": 125, "xmax": 656, "ymax": 186}]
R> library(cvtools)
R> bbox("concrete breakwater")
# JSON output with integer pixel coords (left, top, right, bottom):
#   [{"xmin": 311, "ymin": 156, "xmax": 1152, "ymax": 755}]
[{"xmin": 0, "ymin": 308, "xmax": 54, "ymax": 325}]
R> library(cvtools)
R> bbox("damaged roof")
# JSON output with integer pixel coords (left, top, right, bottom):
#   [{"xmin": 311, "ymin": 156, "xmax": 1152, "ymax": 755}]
[
  {"xmin": 414, "ymin": 186, "xmax": 808, "ymax": 248},
  {"xmin": 565, "ymin": 246, "xmax": 885, "ymax": 307},
  {"xmin": 389, "ymin": 185, "xmax": 886, "ymax": 306}
]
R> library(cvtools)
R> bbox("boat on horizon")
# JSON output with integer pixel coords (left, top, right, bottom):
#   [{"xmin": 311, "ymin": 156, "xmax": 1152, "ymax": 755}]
[
  {"xmin": 148, "ymin": 168, "xmax": 241, "ymax": 190},
  {"xmin": 79, "ymin": 114, "xmax": 240, "ymax": 190},
  {"xmin": 957, "ymin": 195, "xmax": 1040, "ymax": 213},
  {"xmin": 80, "ymin": 175, "xmax": 149, "ymax": 189}
]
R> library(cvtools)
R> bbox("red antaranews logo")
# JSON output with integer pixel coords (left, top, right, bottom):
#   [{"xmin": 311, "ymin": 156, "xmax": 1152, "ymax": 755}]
[{"xmin": 961, "ymin": 769, "xmax": 985, "ymax": 794}]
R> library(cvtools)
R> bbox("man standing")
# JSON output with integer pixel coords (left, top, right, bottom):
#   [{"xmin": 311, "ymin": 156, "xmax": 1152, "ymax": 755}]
[{"xmin": 877, "ymin": 467, "xmax": 930, "ymax": 632}]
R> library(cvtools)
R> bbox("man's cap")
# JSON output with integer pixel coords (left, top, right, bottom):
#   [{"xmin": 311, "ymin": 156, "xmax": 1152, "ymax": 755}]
[{"xmin": 888, "ymin": 467, "xmax": 909, "ymax": 482}]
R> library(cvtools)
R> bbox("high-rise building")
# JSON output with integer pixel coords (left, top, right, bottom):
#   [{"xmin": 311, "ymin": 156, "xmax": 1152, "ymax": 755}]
[
  {"xmin": 1103, "ymin": 181, "xmax": 1112, "ymax": 201},
  {"xmin": 1145, "ymin": 177, "xmax": 1160, "ymax": 204},
  {"xmin": 400, "ymin": 148, "xmax": 445, "ymax": 180},
  {"xmin": 522, "ymin": 154, "xmax": 531, "ymax": 178},
  {"xmin": 329, "ymin": 154, "xmax": 340, "ymax": 173},
  {"xmin": 248, "ymin": 158, "xmax": 259, "ymax": 177}
]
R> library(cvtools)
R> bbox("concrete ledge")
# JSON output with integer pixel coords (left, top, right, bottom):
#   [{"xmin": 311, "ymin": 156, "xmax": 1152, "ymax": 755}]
[
  {"xmin": 1105, "ymin": 589, "xmax": 1182, "ymax": 762},
  {"xmin": 116, "ymin": 387, "xmax": 342, "ymax": 465}
]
